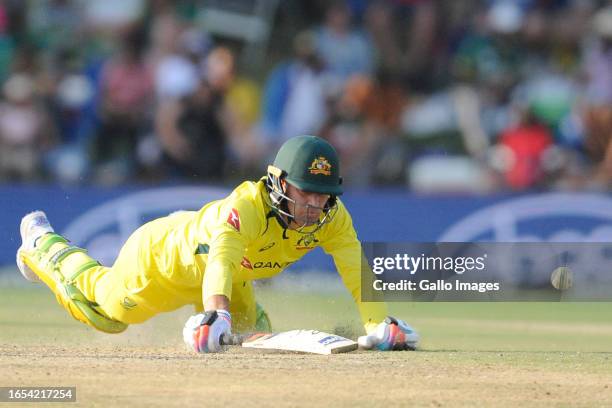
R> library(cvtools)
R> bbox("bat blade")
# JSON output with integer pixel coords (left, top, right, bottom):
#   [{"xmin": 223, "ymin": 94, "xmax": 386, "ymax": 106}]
[{"xmin": 222, "ymin": 330, "xmax": 357, "ymax": 355}]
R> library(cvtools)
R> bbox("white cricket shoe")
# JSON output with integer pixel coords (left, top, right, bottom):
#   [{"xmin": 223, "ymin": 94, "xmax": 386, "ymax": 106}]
[{"xmin": 16, "ymin": 211, "xmax": 54, "ymax": 282}]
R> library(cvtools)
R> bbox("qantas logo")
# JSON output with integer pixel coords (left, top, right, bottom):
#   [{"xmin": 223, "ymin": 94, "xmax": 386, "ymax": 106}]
[
  {"xmin": 253, "ymin": 261, "xmax": 294, "ymax": 269},
  {"xmin": 254, "ymin": 261, "xmax": 282, "ymax": 268},
  {"xmin": 227, "ymin": 208, "xmax": 241, "ymax": 231},
  {"xmin": 240, "ymin": 258, "xmax": 294, "ymax": 269}
]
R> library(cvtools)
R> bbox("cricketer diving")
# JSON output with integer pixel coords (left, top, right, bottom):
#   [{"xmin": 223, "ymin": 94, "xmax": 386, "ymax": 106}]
[{"xmin": 16, "ymin": 135, "xmax": 419, "ymax": 353}]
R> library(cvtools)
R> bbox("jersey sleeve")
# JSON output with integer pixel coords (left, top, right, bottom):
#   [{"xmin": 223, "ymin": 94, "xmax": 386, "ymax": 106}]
[
  {"xmin": 319, "ymin": 200, "xmax": 388, "ymax": 334},
  {"xmin": 201, "ymin": 196, "xmax": 262, "ymax": 303}
]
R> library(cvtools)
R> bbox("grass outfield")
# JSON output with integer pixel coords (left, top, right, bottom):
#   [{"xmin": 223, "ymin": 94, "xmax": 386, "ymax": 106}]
[{"xmin": 1, "ymin": 281, "xmax": 611, "ymax": 407}]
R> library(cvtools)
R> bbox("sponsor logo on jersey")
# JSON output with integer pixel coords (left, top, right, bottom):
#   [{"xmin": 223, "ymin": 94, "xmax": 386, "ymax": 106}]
[
  {"xmin": 296, "ymin": 234, "xmax": 318, "ymax": 249},
  {"xmin": 253, "ymin": 261, "xmax": 283, "ymax": 269},
  {"xmin": 259, "ymin": 242, "xmax": 276, "ymax": 252},
  {"xmin": 308, "ymin": 156, "xmax": 332, "ymax": 176},
  {"xmin": 241, "ymin": 257, "xmax": 253, "ymax": 269},
  {"xmin": 242, "ymin": 260, "xmax": 295, "ymax": 269},
  {"xmin": 120, "ymin": 296, "xmax": 137, "ymax": 310},
  {"xmin": 227, "ymin": 208, "xmax": 241, "ymax": 231}
]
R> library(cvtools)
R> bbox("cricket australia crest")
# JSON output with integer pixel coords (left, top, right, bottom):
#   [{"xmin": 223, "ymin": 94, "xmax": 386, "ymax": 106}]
[
  {"xmin": 308, "ymin": 156, "xmax": 332, "ymax": 176},
  {"xmin": 296, "ymin": 233, "xmax": 318, "ymax": 249}
]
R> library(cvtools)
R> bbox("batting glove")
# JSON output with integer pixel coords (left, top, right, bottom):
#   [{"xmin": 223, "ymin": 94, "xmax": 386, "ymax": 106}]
[
  {"xmin": 183, "ymin": 310, "xmax": 232, "ymax": 353},
  {"xmin": 358, "ymin": 316, "xmax": 419, "ymax": 351}
]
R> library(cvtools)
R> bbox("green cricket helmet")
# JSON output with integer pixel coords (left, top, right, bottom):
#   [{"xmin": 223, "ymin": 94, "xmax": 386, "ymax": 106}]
[{"xmin": 266, "ymin": 135, "xmax": 343, "ymax": 233}]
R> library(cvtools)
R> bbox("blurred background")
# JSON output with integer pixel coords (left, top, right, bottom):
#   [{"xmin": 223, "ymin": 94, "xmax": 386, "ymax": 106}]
[
  {"xmin": 0, "ymin": 0, "xmax": 609, "ymax": 192},
  {"xmin": 1, "ymin": 2, "xmax": 612, "ymax": 359},
  {"xmin": 2, "ymin": 0, "xmax": 612, "ymax": 279},
  {"xmin": 2, "ymin": 3, "xmax": 612, "ymax": 385}
]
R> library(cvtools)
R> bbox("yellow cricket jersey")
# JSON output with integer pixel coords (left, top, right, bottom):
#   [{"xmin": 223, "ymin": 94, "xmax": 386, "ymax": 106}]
[{"xmin": 142, "ymin": 178, "xmax": 387, "ymax": 333}]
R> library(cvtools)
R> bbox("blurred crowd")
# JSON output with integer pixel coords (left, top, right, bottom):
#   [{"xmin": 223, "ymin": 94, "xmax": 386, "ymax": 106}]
[{"xmin": 0, "ymin": 0, "xmax": 611, "ymax": 192}]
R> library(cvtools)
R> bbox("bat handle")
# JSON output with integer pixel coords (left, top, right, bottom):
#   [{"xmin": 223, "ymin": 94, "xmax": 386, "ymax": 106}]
[{"xmin": 220, "ymin": 333, "xmax": 244, "ymax": 346}]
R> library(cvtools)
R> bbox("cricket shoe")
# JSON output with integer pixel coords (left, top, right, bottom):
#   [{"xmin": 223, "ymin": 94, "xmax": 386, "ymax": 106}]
[
  {"xmin": 17, "ymin": 211, "xmax": 127, "ymax": 334},
  {"xmin": 16, "ymin": 211, "xmax": 54, "ymax": 282}
]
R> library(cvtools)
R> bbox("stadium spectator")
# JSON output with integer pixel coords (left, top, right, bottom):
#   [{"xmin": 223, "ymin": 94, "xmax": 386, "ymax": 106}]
[
  {"xmin": 581, "ymin": 5, "xmax": 612, "ymax": 188},
  {"xmin": 223, "ymin": 69, "xmax": 266, "ymax": 179},
  {"xmin": 0, "ymin": 0, "xmax": 610, "ymax": 191},
  {"xmin": 201, "ymin": 46, "xmax": 261, "ymax": 178},
  {"xmin": 93, "ymin": 26, "xmax": 153, "ymax": 184},
  {"xmin": 148, "ymin": 11, "xmax": 184, "ymax": 73},
  {"xmin": 153, "ymin": 24, "xmax": 210, "ymax": 101},
  {"xmin": 259, "ymin": 30, "xmax": 328, "ymax": 148},
  {"xmin": 26, "ymin": 0, "xmax": 83, "ymax": 53},
  {"xmin": 154, "ymin": 47, "xmax": 231, "ymax": 182},
  {"xmin": 365, "ymin": 0, "xmax": 440, "ymax": 92},
  {"xmin": 0, "ymin": 1, "xmax": 14, "ymax": 82},
  {"xmin": 43, "ymin": 48, "xmax": 97, "ymax": 184},
  {"xmin": 490, "ymin": 107, "xmax": 556, "ymax": 190},
  {"xmin": 315, "ymin": 0, "xmax": 374, "ymax": 89},
  {"xmin": 320, "ymin": 74, "xmax": 380, "ymax": 187},
  {"xmin": 0, "ymin": 73, "xmax": 55, "ymax": 181},
  {"xmin": 81, "ymin": 0, "xmax": 146, "ymax": 34}
]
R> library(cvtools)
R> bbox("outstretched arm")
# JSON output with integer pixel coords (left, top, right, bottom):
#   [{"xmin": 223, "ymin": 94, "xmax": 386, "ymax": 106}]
[
  {"xmin": 320, "ymin": 201, "xmax": 419, "ymax": 350},
  {"xmin": 319, "ymin": 202, "xmax": 387, "ymax": 331},
  {"xmin": 184, "ymin": 199, "xmax": 261, "ymax": 353}
]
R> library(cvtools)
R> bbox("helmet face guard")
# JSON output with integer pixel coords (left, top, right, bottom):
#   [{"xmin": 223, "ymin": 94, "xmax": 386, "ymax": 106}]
[
  {"xmin": 266, "ymin": 165, "xmax": 338, "ymax": 235},
  {"xmin": 266, "ymin": 135, "xmax": 343, "ymax": 234}
]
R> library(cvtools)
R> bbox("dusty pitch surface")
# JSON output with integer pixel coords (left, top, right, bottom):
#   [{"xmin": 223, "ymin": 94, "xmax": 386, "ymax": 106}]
[
  {"xmin": 2, "ymin": 344, "xmax": 611, "ymax": 407},
  {"xmin": 2, "ymin": 283, "xmax": 612, "ymax": 407}
]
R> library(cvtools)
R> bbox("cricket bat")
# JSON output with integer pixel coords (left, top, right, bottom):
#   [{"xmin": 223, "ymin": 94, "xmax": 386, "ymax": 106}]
[{"xmin": 221, "ymin": 330, "xmax": 358, "ymax": 354}]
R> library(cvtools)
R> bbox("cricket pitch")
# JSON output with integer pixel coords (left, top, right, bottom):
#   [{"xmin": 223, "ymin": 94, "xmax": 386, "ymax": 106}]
[{"xmin": 1, "ymin": 282, "xmax": 612, "ymax": 407}]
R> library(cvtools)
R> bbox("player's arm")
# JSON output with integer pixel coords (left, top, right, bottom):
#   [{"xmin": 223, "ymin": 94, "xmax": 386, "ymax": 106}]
[
  {"xmin": 320, "ymin": 201, "xmax": 388, "ymax": 331},
  {"xmin": 184, "ymin": 200, "xmax": 261, "ymax": 353},
  {"xmin": 205, "ymin": 294, "xmax": 229, "ymax": 310},
  {"xmin": 320, "ymin": 201, "xmax": 419, "ymax": 350}
]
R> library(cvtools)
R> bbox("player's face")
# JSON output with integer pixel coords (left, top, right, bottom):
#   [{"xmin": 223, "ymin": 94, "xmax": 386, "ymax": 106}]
[{"xmin": 281, "ymin": 180, "xmax": 330, "ymax": 228}]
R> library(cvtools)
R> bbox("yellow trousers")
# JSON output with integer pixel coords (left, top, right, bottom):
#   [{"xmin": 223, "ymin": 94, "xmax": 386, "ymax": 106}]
[{"xmin": 38, "ymin": 226, "xmax": 258, "ymax": 333}]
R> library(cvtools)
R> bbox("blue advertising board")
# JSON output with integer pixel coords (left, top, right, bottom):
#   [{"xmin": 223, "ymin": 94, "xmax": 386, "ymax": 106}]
[{"xmin": 2, "ymin": 184, "xmax": 612, "ymax": 276}]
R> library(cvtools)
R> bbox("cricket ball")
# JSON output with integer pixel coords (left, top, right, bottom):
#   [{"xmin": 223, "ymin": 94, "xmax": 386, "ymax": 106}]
[{"xmin": 550, "ymin": 266, "xmax": 573, "ymax": 290}]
